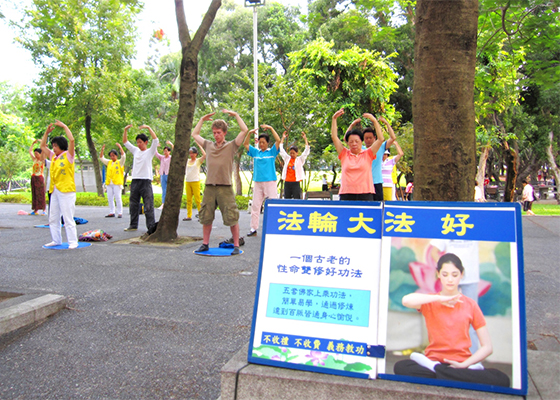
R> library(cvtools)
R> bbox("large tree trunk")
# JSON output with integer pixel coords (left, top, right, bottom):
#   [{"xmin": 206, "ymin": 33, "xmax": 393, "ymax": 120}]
[
  {"xmin": 84, "ymin": 114, "xmax": 104, "ymax": 196},
  {"xmin": 412, "ymin": 0, "xmax": 478, "ymax": 201},
  {"xmin": 148, "ymin": 0, "xmax": 221, "ymax": 242}
]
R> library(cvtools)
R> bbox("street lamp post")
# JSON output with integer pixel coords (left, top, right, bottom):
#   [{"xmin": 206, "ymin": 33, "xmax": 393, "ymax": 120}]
[{"xmin": 244, "ymin": 0, "xmax": 265, "ymax": 136}]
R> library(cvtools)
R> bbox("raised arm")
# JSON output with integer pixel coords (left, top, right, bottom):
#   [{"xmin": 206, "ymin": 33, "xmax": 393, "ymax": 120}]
[
  {"xmin": 302, "ymin": 131, "xmax": 309, "ymax": 148},
  {"xmin": 122, "ymin": 124, "xmax": 132, "ymax": 144},
  {"xmin": 195, "ymin": 141, "xmax": 206, "ymax": 162},
  {"xmin": 116, "ymin": 143, "xmax": 124, "ymax": 156},
  {"xmin": 331, "ymin": 108, "xmax": 346, "ymax": 154},
  {"xmin": 40, "ymin": 123, "xmax": 55, "ymax": 156},
  {"xmin": 54, "ymin": 120, "xmax": 74, "ymax": 157},
  {"xmin": 192, "ymin": 112, "xmax": 216, "ymax": 146},
  {"xmin": 99, "ymin": 144, "xmax": 106, "ymax": 159},
  {"xmin": 244, "ymin": 128, "xmax": 258, "ymax": 151},
  {"xmin": 393, "ymin": 140, "xmax": 404, "ymax": 163},
  {"xmin": 166, "ymin": 140, "xmax": 174, "ymax": 150},
  {"xmin": 362, "ymin": 113, "xmax": 383, "ymax": 156},
  {"xmin": 261, "ymin": 124, "xmax": 281, "ymax": 150},
  {"xmin": 29, "ymin": 139, "xmax": 40, "ymax": 160},
  {"xmin": 139, "ymin": 125, "xmax": 157, "ymax": 140},
  {"xmin": 379, "ymin": 116, "xmax": 396, "ymax": 148},
  {"xmin": 345, "ymin": 117, "xmax": 362, "ymax": 134},
  {"xmin": 221, "ymin": 109, "xmax": 249, "ymax": 146}
]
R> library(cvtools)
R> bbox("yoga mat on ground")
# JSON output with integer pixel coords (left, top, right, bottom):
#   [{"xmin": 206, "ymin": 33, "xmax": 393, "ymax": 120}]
[
  {"xmin": 42, "ymin": 242, "xmax": 92, "ymax": 250},
  {"xmin": 194, "ymin": 247, "xmax": 243, "ymax": 256}
]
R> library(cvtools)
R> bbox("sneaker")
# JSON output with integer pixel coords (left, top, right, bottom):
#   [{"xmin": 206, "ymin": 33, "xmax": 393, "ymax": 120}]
[
  {"xmin": 247, "ymin": 230, "xmax": 257, "ymax": 237},
  {"xmin": 117, "ymin": 214, "xmax": 122, "ymax": 218},
  {"xmin": 105, "ymin": 214, "xmax": 115, "ymax": 218},
  {"xmin": 231, "ymin": 246, "xmax": 240, "ymax": 255},
  {"xmin": 44, "ymin": 241, "xmax": 61, "ymax": 247},
  {"xmin": 124, "ymin": 226, "xmax": 138, "ymax": 231},
  {"xmin": 68, "ymin": 243, "xmax": 78, "ymax": 250},
  {"xmin": 157, "ymin": 205, "xmax": 164, "ymax": 210},
  {"xmin": 183, "ymin": 217, "xmax": 192, "ymax": 221},
  {"xmin": 39, "ymin": 211, "xmax": 47, "ymax": 215},
  {"xmin": 196, "ymin": 243, "xmax": 209, "ymax": 252},
  {"xmin": 30, "ymin": 211, "xmax": 37, "ymax": 215}
]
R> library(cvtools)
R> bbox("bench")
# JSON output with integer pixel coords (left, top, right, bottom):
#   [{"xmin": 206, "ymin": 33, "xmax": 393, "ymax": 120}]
[{"xmin": 305, "ymin": 191, "xmax": 332, "ymax": 200}]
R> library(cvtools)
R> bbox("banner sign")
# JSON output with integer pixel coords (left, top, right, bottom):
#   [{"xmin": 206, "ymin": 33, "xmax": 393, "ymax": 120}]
[{"xmin": 249, "ymin": 200, "xmax": 527, "ymax": 396}]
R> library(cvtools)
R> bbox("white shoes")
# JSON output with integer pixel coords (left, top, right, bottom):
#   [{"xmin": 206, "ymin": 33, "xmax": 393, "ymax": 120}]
[
  {"xmin": 68, "ymin": 243, "xmax": 78, "ymax": 249},
  {"xmin": 157, "ymin": 204, "xmax": 164, "ymax": 210},
  {"xmin": 44, "ymin": 241, "xmax": 61, "ymax": 247}
]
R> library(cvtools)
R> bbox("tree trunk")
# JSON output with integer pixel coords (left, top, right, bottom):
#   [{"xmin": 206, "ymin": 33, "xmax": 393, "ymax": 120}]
[
  {"xmin": 84, "ymin": 113, "xmax": 104, "ymax": 196},
  {"xmin": 148, "ymin": 0, "xmax": 221, "ymax": 242},
  {"xmin": 234, "ymin": 158, "xmax": 242, "ymax": 195},
  {"xmin": 412, "ymin": 0, "xmax": 478, "ymax": 201},
  {"xmin": 476, "ymin": 146, "xmax": 490, "ymax": 199},
  {"xmin": 503, "ymin": 143, "xmax": 517, "ymax": 202},
  {"xmin": 546, "ymin": 131, "xmax": 560, "ymax": 204}
]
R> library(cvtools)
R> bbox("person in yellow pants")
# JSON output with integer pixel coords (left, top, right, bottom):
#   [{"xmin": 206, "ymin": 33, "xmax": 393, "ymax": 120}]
[{"xmin": 184, "ymin": 142, "xmax": 206, "ymax": 221}]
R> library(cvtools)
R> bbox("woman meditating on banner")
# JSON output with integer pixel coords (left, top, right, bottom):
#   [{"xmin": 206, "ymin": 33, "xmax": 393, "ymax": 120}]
[
  {"xmin": 330, "ymin": 108, "xmax": 383, "ymax": 201},
  {"xmin": 394, "ymin": 253, "xmax": 510, "ymax": 387}
]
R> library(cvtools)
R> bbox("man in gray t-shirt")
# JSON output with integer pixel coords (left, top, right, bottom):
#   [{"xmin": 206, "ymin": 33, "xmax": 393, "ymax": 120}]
[{"xmin": 192, "ymin": 109, "xmax": 248, "ymax": 255}]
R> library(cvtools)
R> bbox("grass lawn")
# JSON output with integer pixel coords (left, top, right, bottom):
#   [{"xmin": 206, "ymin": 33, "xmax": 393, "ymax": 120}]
[{"xmin": 523, "ymin": 202, "xmax": 560, "ymax": 216}]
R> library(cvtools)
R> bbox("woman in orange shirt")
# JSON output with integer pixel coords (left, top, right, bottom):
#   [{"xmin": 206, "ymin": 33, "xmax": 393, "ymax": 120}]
[{"xmin": 394, "ymin": 253, "xmax": 510, "ymax": 387}]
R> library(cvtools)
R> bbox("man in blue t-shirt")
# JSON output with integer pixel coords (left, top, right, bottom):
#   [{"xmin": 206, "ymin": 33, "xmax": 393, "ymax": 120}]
[
  {"xmin": 362, "ymin": 116, "xmax": 396, "ymax": 200},
  {"xmin": 245, "ymin": 124, "xmax": 281, "ymax": 236}
]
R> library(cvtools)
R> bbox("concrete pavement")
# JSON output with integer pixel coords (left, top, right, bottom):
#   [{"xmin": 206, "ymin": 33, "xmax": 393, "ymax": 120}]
[{"xmin": 0, "ymin": 202, "xmax": 558, "ymax": 399}]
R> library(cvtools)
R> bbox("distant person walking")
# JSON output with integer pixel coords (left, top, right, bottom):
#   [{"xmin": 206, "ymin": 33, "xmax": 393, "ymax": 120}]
[
  {"xmin": 279, "ymin": 131, "xmax": 310, "ymax": 199},
  {"xmin": 99, "ymin": 143, "xmax": 126, "ymax": 218},
  {"xmin": 522, "ymin": 180, "xmax": 535, "ymax": 216},
  {"xmin": 28, "ymin": 139, "xmax": 46, "ymax": 215},
  {"xmin": 123, "ymin": 124, "xmax": 159, "ymax": 232},
  {"xmin": 40, "ymin": 121, "xmax": 78, "ymax": 249}
]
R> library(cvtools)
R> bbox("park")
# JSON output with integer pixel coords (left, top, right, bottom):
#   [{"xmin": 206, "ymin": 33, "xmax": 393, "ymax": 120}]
[{"xmin": 0, "ymin": 0, "xmax": 559, "ymax": 399}]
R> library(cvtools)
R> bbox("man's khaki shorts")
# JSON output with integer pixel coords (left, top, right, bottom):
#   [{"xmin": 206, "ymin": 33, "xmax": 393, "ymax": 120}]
[{"xmin": 199, "ymin": 185, "xmax": 240, "ymax": 226}]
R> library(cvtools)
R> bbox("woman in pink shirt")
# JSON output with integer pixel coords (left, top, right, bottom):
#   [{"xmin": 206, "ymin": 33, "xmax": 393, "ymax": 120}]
[{"xmin": 330, "ymin": 108, "xmax": 383, "ymax": 200}]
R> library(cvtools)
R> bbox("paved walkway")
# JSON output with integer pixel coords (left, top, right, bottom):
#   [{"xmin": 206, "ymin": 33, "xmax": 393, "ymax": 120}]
[{"xmin": 0, "ymin": 203, "xmax": 558, "ymax": 399}]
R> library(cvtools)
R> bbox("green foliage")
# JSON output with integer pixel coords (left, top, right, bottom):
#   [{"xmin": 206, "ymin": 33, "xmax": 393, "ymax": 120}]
[
  {"xmin": 289, "ymin": 38, "xmax": 399, "ymax": 123},
  {"xmin": 235, "ymin": 195, "xmax": 250, "ymax": 210},
  {"xmin": 0, "ymin": 193, "xmax": 30, "ymax": 203}
]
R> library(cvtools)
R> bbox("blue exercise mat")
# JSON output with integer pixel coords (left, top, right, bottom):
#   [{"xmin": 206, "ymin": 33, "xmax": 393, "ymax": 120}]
[
  {"xmin": 194, "ymin": 247, "xmax": 244, "ymax": 256},
  {"xmin": 35, "ymin": 225, "xmax": 50, "ymax": 228},
  {"xmin": 42, "ymin": 242, "xmax": 92, "ymax": 250}
]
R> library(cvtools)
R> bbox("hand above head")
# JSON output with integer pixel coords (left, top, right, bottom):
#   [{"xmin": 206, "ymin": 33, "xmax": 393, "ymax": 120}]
[
  {"xmin": 221, "ymin": 109, "xmax": 237, "ymax": 117},
  {"xmin": 333, "ymin": 108, "xmax": 344, "ymax": 120},
  {"xmin": 260, "ymin": 124, "xmax": 272, "ymax": 131},
  {"xmin": 201, "ymin": 112, "xmax": 215, "ymax": 122},
  {"xmin": 124, "ymin": 124, "xmax": 133, "ymax": 131},
  {"xmin": 362, "ymin": 113, "xmax": 376, "ymax": 122},
  {"xmin": 138, "ymin": 125, "xmax": 149, "ymax": 130},
  {"xmin": 282, "ymin": 131, "xmax": 288, "ymax": 141},
  {"xmin": 378, "ymin": 116, "xmax": 388, "ymax": 124}
]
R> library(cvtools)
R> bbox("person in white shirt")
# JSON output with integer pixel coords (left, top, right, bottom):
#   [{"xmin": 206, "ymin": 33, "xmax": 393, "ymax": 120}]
[
  {"xmin": 381, "ymin": 141, "xmax": 403, "ymax": 201},
  {"xmin": 123, "ymin": 124, "xmax": 159, "ymax": 231},
  {"xmin": 278, "ymin": 131, "xmax": 310, "ymax": 199},
  {"xmin": 522, "ymin": 180, "xmax": 535, "ymax": 215},
  {"xmin": 183, "ymin": 142, "xmax": 206, "ymax": 221}
]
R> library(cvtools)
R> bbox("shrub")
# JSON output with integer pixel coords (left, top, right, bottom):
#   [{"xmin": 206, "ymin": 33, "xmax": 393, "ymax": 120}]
[
  {"xmin": 236, "ymin": 195, "xmax": 250, "ymax": 210},
  {"xmin": 0, "ymin": 193, "xmax": 30, "ymax": 203}
]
